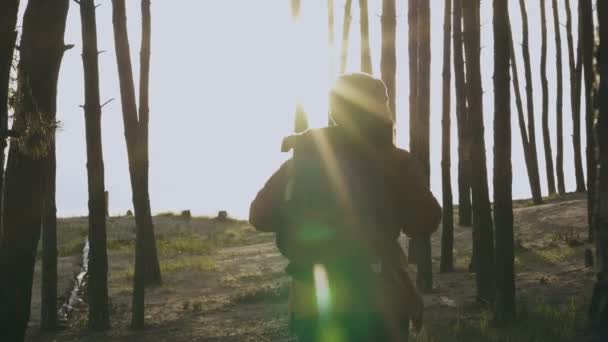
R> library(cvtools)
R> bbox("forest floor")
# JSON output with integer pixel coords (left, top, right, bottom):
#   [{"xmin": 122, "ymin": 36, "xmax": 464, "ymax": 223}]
[{"xmin": 25, "ymin": 193, "xmax": 594, "ymax": 341}]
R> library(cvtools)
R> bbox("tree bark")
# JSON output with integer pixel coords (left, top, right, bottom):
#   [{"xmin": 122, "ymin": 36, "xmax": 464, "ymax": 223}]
[
  {"xmin": 339, "ymin": 0, "xmax": 353, "ymax": 74},
  {"xmin": 78, "ymin": 0, "xmax": 110, "ymax": 330},
  {"xmin": 509, "ymin": 26, "xmax": 536, "ymax": 209},
  {"xmin": 463, "ymin": 0, "xmax": 495, "ymax": 304},
  {"xmin": 453, "ymin": 0, "xmax": 473, "ymax": 225},
  {"xmin": 0, "ymin": 0, "xmax": 20, "ymax": 237},
  {"xmin": 590, "ymin": 2, "xmax": 608, "ymax": 337},
  {"xmin": 565, "ymin": 0, "xmax": 586, "ymax": 192},
  {"xmin": 518, "ymin": 0, "xmax": 542, "ymax": 204},
  {"xmin": 552, "ymin": 0, "xmax": 565, "ymax": 195},
  {"xmin": 440, "ymin": 0, "xmax": 454, "ymax": 274},
  {"xmin": 540, "ymin": 0, "xmax": 556, "ymax": 195},
  {"xmin": 41, "ymin": 142, "xmax": 57, "ymax": 330},
  {"xmin": 359, "ymin": 0, "xmax": 373, "ymax": 74},
  {"xmin": 494, "ymin": 0, "xmax": 515, "ymax": 321},
  {"xmin": 581, "ymin": 0, "xmax": 596, "ymax": 241},
  {"xmin": 0, "ymin": 1, "xmax": 69, "ymax": 339},
  {"xmin": 381, "ymin": 0, "xmax": 396, "ymax": 119}
]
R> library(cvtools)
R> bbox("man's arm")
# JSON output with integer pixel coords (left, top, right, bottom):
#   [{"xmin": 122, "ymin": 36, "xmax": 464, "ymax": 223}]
[
  {"xmin": 249, "ymin": 160, "xmax": 292, "ymax": 232},
  {"xmin": 394, "ymin": 151, "xmax": 442, "ymax": 237}
]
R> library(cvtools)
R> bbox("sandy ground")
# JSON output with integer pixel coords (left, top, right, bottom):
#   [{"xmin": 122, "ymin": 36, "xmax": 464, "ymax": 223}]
[{"xmin": 24, "ymin": 194, "xmax": 595, "ymax": 341}]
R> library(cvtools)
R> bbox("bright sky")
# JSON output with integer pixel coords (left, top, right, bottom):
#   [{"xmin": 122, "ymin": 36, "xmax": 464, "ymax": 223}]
[{"xmin": 15, "ymin": 0, "xmax": 586, "ymax": 218}]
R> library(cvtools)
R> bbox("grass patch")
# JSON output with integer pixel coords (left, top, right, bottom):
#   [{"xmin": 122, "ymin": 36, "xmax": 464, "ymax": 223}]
[
  {"xmin": 115, "ymin": 255, "xmax": 217, "ymax": 282},
  {"xmin": 414, "ymin": 297, "xmax": 585, "ymax": 342},
  {"xmin": 231, "ymin": 282, "xmax": 289, "ymax": 304}
]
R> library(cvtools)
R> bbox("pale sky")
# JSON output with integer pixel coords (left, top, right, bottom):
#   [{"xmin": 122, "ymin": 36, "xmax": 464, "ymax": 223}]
[{"xmin": 15, "ymin": 0, "xmax": 588, "ymax": 219}]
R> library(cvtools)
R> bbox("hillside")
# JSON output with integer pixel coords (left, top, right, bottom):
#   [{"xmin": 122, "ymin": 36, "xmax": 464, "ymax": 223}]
[{"xmin": 25, "ymin": 194, "xmax": 594, "ymax": 341}]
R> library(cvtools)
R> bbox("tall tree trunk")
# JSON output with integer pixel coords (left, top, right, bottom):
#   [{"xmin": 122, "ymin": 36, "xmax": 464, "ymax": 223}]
[
  {"xmin": 111, "ymin": 0, "xmax": 162, "ymax": 329},
  {"xmin": 0, "ymin": 1, "xmax": 69, "ymax": 339},
  {"xmin": 407, "ymin": 0, "xmax": 420, "ymax": 264},
  {"xmin": 440, "ymin": 0, "xmax": 454, "ymax": 274},
  {"xmin": 552, "ymin": 0, "xmax": 566, "ymax": 195},
  {"xmin": 581, "ymin": 0, "xmax": 596, "ymax": 241},
  {"xmin": 339, "ymin": 0, "xmax": 353, "ymax": 74},
  {"xmin": 41, "ymin": 143, "xmax": 57, "ymax": 330},
  {"xmin": 138, "ymin": 0, "xmax": 161, "ymax": 287},
  {"xmin": 494, "ymin": 0, "xmax": 515, "ymax": 321},
  {"xmin": 463, "ymin": 0, "xmax": 495, "ymax": 304},
  {"xmin": 381, "ymin": 0, "xmax": 396, "ymax": 119},
  {"xmin": 540, "ymin": 0, "xmax": 556, "ymax": 195},
  {"xmin": 453, "ymin": 0, "xmax": 473, "ymax": 225},
  {"xmin": 328, "ymin": 0, "xmax": 336, "ymax": 124},
  {"xmin": 78, "ymin": 0, "xmax": 110, "ymax": 330},
  {"xmin": 509, "ymin": 26, "xmax": 536, "ymax": 207},
  {"xmin": 565, "ymin": 0, "xmax": 586, "ymax": 192},
  {"xmin": 411, "ymin": 0, "xmax": 433, "ymax": 293},
  {"xmin": 0, "ymin": 0, "xmax": 20, "ymax": 231},
  {"xmin": 590, "ymin": 1, "xmax": 608, "ymax": 338},
  {"xmin": 359, "ymin": 0, "xmax": 373, "ymax": 74},
  {"xmin": 518, "ymin": 0, "xmax": 542, "ymax": 204},
  {"xmin": 291, "ymin": 0, "xmax": 308, "ymax": 132}
]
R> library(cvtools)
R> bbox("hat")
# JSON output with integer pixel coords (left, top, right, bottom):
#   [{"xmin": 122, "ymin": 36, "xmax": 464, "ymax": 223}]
[{"xmin": 329, "ymin": 73, "xmax": 394, "ymax": 126}]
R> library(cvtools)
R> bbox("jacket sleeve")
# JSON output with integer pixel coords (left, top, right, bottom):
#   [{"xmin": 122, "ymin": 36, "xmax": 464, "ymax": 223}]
[
  {"xmin": 395, "ymin": 151, "xmax": 442, "ymax": 238},
  {"xmin": 249, "ymin": 160, "xmax": 292, "ymax": 233}
]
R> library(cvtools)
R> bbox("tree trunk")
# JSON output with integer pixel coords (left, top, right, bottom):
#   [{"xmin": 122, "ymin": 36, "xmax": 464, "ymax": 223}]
[
  {"xmin": 381, "ymin": 0, "xmax": 396, "ymax": 119},
  {"xmin": 440, "ymin": 0, "xmax": 454, "ymax": 274},
  {"xmin": 138, "ymin": 0, "xmax": 161, "ymax": 287},
  {"xmin": 111, "ymin": 0, "xmax": 162, "ymax": 329},
  {"xmin": 453, "ymin": 0, "xmax": 473, "ymax": 225},
  {"xmin": 0, "ymin": 1, "xmax": 69, "ymax": 339},
  {"xmin": 407, "ymin": 0, "xmax": 419, "ymax": 263},
  {"xmin": 581, "ymin": 0, "xmax": 596, "ymax": 241},
  {"xmin": 78, "ymin": 0, "xmax": 110, "ymax": 330},
  {"xmin": 411, "ymin": 0, "xmax": 433, "ymax": 293},
  {"xmin": 590, "ymin": 1, "xmax": 608, "ymax": 338},
  {"xmin": 565, "ymin": 0, "xmax": 586, "ymax": 192},
  {"xmin": 339, "ymin": 0, "xmax": 353, "ymax": 74},
  {"xmin": 328, "ymin": 0, "xmax": 336, "ymax": 124},
  {"xmin": 540, "ymin": 0, "xmax": 556, "ymax": 195},
  {"xmin": 359, "ymin": 0, "xmax": 373, "ymax": 74},
  {"xmin": 494, "ymin": 0, "xmax": 515, "ymax": 321},
  {"xmin": 518, "ymin": 0, "xmax": 542, "ymax": 204},
  {"xmin": 509, "ymin": 26, "xmax": 536, "ymax": 208},
  {"xmin": 291, "ymin": 1, "xmax": 308, "ymax": 132},
  {"xmin": 552, "ymin": 0, "xmax": 565, "ymax": 195},
  {"xmin": 463, "ymin": 0, "xmax": 495, "ymax": 304},
  {"xmin": 0, "ymin": 0, "xmax": 20, "ymax": 232},
  {"xmin": 41, "ymin": 142, "xmax": 57, "ymax": 330}
]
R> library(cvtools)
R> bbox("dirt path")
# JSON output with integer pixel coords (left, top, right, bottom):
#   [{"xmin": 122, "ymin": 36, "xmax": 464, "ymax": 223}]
[{"xmin": 25, "ymin": 195, "xmax": 594, "ymax": 341}]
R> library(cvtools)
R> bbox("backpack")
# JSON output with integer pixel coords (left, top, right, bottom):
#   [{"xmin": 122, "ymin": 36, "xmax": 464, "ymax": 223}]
[{"xmin": 276, "ymin": 126, "xmax": 395, "ymax": 265}]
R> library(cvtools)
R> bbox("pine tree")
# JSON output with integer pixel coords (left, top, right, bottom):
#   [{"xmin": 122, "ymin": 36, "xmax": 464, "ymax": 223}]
[
  {"xmin": 494, "ymin": 0, "xmax": 515, "ymax": 321},
  {"xmin": 453, "ymin": 0, "xmax": 473, "ymax": 225},
  {"xmin": 540, "ymin": 0, "xmax": 556, "ymax": 195},
  {"xmin": 581, "ymin": 0, "xmax": 596, "ymax": 241},
  {"xmin": 359, "ymin": 0, "xmax": 373, "ymax": 74},
  {"xmin": 0, "ymin": 0, "xmax": 69, "ymax": 339},
  {"xmin": 440, "ymin": 0, "xmax": 454, "ymax": 274},
  {"xmin": 518, "ymin": 0, "xmax": 542, "ymax": 204},
  {"xmin": 565, "ymin": 0, "xmax": 586, "ymax": 192},
  {"xmin": 463, "ymin": 0, "xmax": 495, "ymax": 304},
  {"xmin": 339, "ymin": 0, "xmax": 353, "ymax": 74},
  {"xmin": 552, "ymin": 0, "xmax": 565, "ymax": 195},
  {"xmin": 78, "ymin": 0, "xmax": 110, "ymax": 330}
]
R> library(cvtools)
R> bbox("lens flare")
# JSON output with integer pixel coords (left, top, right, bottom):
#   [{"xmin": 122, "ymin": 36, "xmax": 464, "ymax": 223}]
[{"xmin": 313, "ymin": 264, "xmax": 331, "ymax": 316}]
